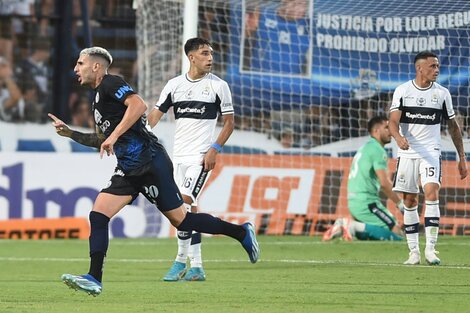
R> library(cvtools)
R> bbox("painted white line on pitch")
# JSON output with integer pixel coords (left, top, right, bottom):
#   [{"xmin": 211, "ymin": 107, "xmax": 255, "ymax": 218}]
[
  {"xmin": 0, "ymin": 256, "xmax": 468, "ymax": 270},
  {"xmin": 1, "ymin": 240, "xmax": 470, "ymax": 247}
]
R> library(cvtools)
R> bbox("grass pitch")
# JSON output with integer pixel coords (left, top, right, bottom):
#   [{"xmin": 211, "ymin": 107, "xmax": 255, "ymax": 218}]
[{"xmin": 0, "ymin": 236, "xmax": 468, "ymax": 313}]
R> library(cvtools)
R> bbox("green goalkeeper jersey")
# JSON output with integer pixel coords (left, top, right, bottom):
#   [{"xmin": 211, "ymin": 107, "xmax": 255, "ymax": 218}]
[{"xmin": 347, "ymin": 137, "xmax": 388, "ymax": 206}]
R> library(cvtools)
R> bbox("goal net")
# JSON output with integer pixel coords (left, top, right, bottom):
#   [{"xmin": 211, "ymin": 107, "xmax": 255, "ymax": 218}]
[{"xmin": 136, "ymin": 0, "xmax": 470, "ymax": 236}]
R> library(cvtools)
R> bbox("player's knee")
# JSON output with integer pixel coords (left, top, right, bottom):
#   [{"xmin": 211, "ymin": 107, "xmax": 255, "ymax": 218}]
[{"xmin": 163, "ymin": 205, "xmax": 188, "ymax": 228}]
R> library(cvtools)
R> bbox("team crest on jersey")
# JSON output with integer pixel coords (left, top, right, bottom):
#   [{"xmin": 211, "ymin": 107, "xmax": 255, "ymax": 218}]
[
  {"xmin": 431, "ymin": 93, "xmax": 439, "ymax": 105},
  {"xmin": 95, "ymin": 92, "xmax": 100, "ymax": 103},
  {"xmin": 416, "ymin": 97, "xmax": 426, "ymax": 106},
  {"xmin": 297, "ymin": 25, "xmax": 305, "ymax": 35},
  {"xmin": 202, "ymin": 86, "xmax": 210, "ymax": 97},
  {"xmin": 397, "ymin": 173, "xmax": 405, "ymax": 184}
]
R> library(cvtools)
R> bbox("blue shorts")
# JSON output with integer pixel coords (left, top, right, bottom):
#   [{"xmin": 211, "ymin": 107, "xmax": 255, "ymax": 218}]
[{"xmin": 102, "ymin": 148, "xmax": 183, "ymax": 212}]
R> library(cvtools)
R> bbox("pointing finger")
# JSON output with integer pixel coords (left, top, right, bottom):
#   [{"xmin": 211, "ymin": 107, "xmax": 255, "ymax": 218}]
[{"xmin": 48, "ymin": 113, "xmax": 60, "ymax": 122}]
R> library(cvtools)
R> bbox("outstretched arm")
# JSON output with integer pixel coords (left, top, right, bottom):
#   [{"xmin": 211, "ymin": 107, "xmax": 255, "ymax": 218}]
[
  {"xmin": 447, "ymin": 118, "xmax": 468, "ymax": 179},
  {"xmin": 48, "ymin": 113, "xmax": 104, "ymax": 148}
]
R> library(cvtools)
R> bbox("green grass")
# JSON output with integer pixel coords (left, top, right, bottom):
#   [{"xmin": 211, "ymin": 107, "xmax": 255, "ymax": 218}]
[{"xmin": 0, "ymin": 236, "xmax": 468, "ymax": 313}]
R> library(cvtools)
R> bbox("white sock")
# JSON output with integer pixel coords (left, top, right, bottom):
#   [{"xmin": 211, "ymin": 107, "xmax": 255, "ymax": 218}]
[
  {"xmin": 404, "ymin": 205, "xmax": 420, "ymax": 252},
  {"xmin": 424, "ymin": 200, "xmax": 440, "ymax": 252},
  {"xmin": 189, "ymin": 241, "xmax": 203, "ymax": 268},
  {"xmin": 175, "ymin": 231, "xmax": 191, "ymax": 263},
  {"xmin": 348, "ymin": 220, "xmax": 365, "ymax": 237}
]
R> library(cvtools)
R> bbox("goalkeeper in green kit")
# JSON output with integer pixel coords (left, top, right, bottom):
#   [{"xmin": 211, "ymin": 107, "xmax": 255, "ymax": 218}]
[{"xmin": 323, "ymin": 116, "xmax": 404, "ymax": 241}]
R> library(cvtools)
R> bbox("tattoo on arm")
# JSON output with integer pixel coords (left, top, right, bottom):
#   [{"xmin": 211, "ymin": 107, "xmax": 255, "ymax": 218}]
[
  {"xmin": 70, "ymin": 128, "xmax": 105, "ymax": 148},
  {"xmin": 447, "ymin": 119, "xmax": 465, "ymax": 158}
]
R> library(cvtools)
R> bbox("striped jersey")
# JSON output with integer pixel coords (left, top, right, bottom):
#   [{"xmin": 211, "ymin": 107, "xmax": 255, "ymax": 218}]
[
  {"xmin": 155, "ymin": 73, "xmax": 234, "ymax": 158},
  {"xmin": 390, "ymin": 80, "xmax": 455, "ymax": 158}
]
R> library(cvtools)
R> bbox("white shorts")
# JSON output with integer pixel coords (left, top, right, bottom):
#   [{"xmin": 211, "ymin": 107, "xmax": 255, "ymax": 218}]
[
  {"xmin": 173, "ymin": 159, "xmax": 211, "ymax": 205},
  {"xmin": 392, "ymin": 154, "xmax": 441, "ymax": 194}
]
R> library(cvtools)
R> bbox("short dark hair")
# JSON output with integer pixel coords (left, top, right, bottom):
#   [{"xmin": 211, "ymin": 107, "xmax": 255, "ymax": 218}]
[
  {"xmin": 414, "ymin": 51, "xmax": 437, "ymax": 64},
  {"xmin": 367, "ymin": 115, "xmax": 388, "ymax": 134},
  {"xmin": 184, "ymin": 37, "xmax": 212, "ymax": 55}
]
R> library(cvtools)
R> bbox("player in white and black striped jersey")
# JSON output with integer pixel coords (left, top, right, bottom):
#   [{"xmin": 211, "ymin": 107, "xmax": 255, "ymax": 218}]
[
  {"xmin": 389, "ymin": 51, "xmax": 468, "ymax": 266},
  {"xmin": 148, "ymin": 37, "xmax": 235, "ymax": 281}
]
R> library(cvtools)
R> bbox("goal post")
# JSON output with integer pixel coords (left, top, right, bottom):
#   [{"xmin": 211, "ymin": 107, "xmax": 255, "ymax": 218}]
[{"xmin": 136, "ymin": 0, "xmax": 470, "ymax": 236}]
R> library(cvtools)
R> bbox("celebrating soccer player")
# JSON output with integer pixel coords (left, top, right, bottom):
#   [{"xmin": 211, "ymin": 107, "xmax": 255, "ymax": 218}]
[{"xmin": 48, "ymin": 46, "xmax": 259, "ymax": 296}]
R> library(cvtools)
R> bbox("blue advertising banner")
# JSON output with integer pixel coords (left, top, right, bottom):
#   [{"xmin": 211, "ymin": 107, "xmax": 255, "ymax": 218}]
[{"xmin": 226, "ymin": 0, "xmax": 470, "ymax": 113}]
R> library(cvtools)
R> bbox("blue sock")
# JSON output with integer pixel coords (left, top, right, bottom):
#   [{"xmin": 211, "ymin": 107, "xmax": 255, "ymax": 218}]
[
  {"xmin": 361, "ymin": 224, "xmax": 403, "ymax": 241},
  {"xmin": 178, "ymin": 212, "xmax": 245, "ymax": 242},
  {"xmin": 88, "ymin": 211, "xmax": 110, "ymax": 282}
]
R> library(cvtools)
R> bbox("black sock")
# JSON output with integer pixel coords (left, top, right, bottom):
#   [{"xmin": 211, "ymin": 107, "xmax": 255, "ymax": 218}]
[
  {"xmin": 190, "ymin": 232, "xmax": 201, "ymax": 245},
  {"xmin": 88, "ymin": 211, "xmax": 110, "ymax": 282},
  {"xmin": 178, "ymin": 212, "xmax": 246, "ymax": 242}
]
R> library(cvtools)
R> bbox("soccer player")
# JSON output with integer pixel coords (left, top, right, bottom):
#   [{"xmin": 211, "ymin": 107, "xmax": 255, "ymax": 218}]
[
  {"xmin": 48, "ymin": 47, "xmax": 259, "ymax": 296},
  {"xmin": 147, "ymin": 37, "xmax": 234, "ymax": 282},
  {"xmin": 323, "ymin": 116, "xmax": 404, "ymax": 242},
  {"xmin": 389, "ymin": 51, "xmax": 468, "ymax": 265}
]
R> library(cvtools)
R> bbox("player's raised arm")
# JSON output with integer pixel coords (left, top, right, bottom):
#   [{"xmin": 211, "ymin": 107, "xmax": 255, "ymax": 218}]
[{"xmin": 48, "ymin": 112, "xmax": 104, "ymax": 148}]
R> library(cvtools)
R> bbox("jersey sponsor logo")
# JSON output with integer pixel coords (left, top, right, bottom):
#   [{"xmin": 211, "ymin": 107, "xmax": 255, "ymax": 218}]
[
  {"xmin": 400, "ymin": 107, "xmax": 442, "ymax": 125},
  {"xmin": 114, "ymin": 85, "xmax": 133, "ymax": 99},
  {"xmin": 174, "ymin": 101, "xmax": 218, "ymax": 119},
  {"xmin": 176, "ymin": 106, "xmax": 206, "ymax": 115},
  {"xmin": 94, "ymin": 109, "xmax": 111, "ymax": 133},
  {"xmin": 405, "ymin": 111, "xmax": 436, "ymax": 121}
]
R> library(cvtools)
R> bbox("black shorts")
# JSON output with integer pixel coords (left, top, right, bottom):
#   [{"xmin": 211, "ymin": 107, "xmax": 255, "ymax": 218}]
[{"xmin": 101, "ymin": 150, "xmax": 184, "ymax": 212}]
